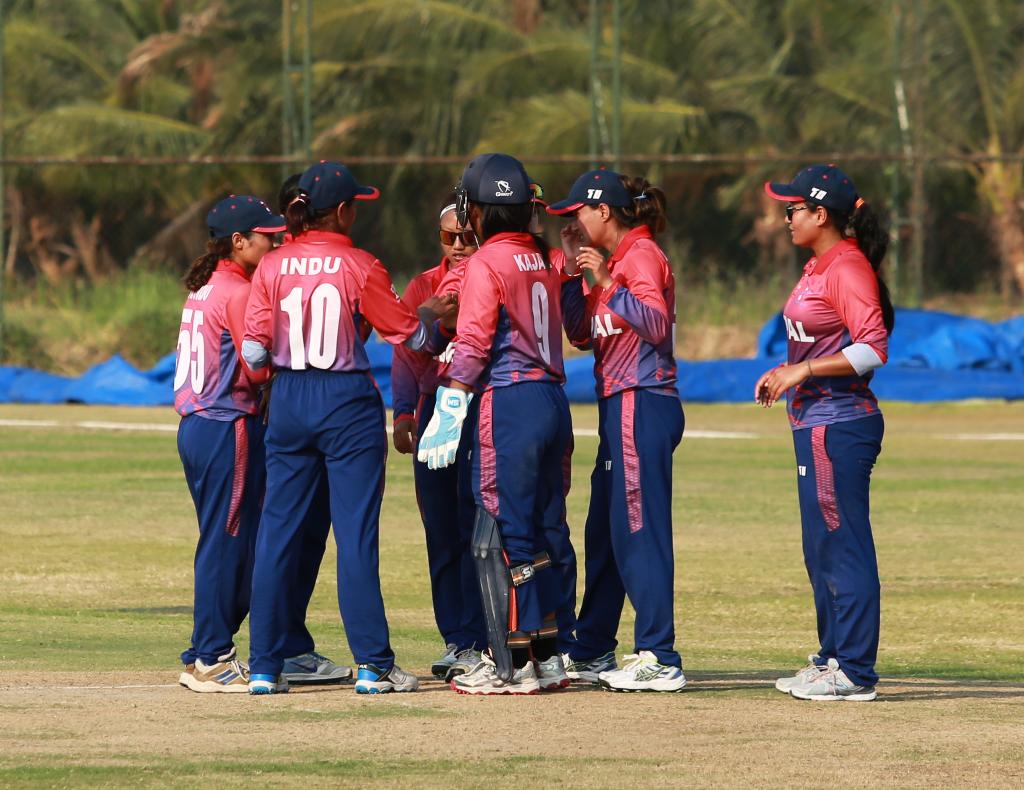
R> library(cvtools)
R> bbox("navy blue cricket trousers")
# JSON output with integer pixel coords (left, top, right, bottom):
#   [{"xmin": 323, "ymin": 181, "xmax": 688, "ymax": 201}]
[
  {"xmin": 278, "ymin": 470, "xmax": 332, "ymax": 659},
  {"xmin": 178, "ymin": 413, "xmax": 265, "ymax": 665},
  {"xmin": 413, "ymin": 392, "xmax": 486, "ymax": 651},
  {"xmin": 472, "ymin": 381, "xmax": 573, "ymax": 637},
  {"xmin": 572, "ymin": 389, "xmax": 684, "ymax": 668},
  {"xmin": 249, "ymin": 370, "xmax": 395, "ymax": 676},
  {"xmin": 793, "ymin": 413, "xmax": 883, "ymax": 688}
]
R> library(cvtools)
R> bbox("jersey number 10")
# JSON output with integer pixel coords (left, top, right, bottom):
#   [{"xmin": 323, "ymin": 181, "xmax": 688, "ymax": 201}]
[{"xmin": 280, "ymin": 284, "xmax": 342, "ymax": 369}]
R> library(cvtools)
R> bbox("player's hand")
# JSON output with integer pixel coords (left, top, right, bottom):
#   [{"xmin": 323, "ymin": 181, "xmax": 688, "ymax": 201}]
[
  {"xmin": 417, "ymin": 386, "xmax": 472, "ymax": 469},
  {"xmin": 258, "ymin": 377, "xmax": 273, "ymax": 425},
  {"xmin": 393, "ymin": 417, "xmax": 417, "ymax": 454},
  {"xmin": 754, "ymin": 363, "xmax": 808, "ymax": 408},
  {"xmin": 577, "ymin": 246, "xmax": 612, "ymax": 287},
  {"xmin": 419, "ymin": 293, "xmax": 459, "ymax": 333},
  {"xmin": 560, "ymin": 222, "xmax": 589, "ymax": 275}
]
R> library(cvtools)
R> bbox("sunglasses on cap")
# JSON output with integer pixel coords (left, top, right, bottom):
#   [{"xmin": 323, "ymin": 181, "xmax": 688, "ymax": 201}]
[
  {"xmin": 785, "ymin": 204, "xmax": 812, "ymax": 221},
  {"xmin": 439, "ymin": 228, "xmax": 477, "ymax": 247}
]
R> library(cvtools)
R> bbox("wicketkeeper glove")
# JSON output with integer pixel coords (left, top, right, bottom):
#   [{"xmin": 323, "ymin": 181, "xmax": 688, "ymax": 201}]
[{"xmin": 417, "ymin": 386, "xmax": 472, "ymax": 470}]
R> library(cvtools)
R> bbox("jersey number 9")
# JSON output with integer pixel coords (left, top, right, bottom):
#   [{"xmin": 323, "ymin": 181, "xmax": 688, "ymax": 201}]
[{"xmin": 531, "ymin": 281, "xmax": 551, "ymax": 365}]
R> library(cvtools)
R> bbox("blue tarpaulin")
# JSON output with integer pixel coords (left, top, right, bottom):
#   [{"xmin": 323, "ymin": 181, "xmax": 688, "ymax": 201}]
[{"xmin": 1, "ymin": 308, "xmax": 1021, "ymax": 407}]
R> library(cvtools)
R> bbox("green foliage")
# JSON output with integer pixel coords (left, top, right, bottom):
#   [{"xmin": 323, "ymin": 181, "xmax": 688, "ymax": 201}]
[{"xmin": 4, "ymin": 0, "xmax": 1024, "ymax": 309}]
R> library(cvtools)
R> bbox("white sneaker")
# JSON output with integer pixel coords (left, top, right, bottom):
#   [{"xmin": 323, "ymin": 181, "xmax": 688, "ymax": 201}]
[
  {"xmin": 535, "ymin": 655, "xmax": 570, "ymax": 691},
  {"xmin": 775, "ymin": 653, "xmax": 829, "ymax": 693},
  {"xmin": 282, "ymin": 651, "xmax": 353, "ymax": 685},
  {"xmin": 450, "ymin": 654, "xmax": 540, "ymax": 696},
  {"xmin": 561, "ymin": 651, "xmax": 617, "ymax": 684},
  {"xmin": 430, "ymin": 643, "xmax": 459, "ymax": 679},
  {"xmin": 789, "ymin": 658, "xmax": 877, "ymax": 701},
  {"xmin": 354, "ymin": 663, "xmax": 419, "ymax": 694},
  {"xmin": 184, "ymin": 648, "xmax": 250, "ymax": 693},
  {"xmin": 598, "ymin": 651, "xmax": 687, "ymax": 693},
  {"xmin": 446, "ymin": 648, "xmax": 483, "ymax": 682}
]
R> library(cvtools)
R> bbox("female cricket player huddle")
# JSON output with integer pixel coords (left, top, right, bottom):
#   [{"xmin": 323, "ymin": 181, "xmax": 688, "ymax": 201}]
[{"xmin": 174, "ymin": 155, "xmax": 892, "ymax": 703}]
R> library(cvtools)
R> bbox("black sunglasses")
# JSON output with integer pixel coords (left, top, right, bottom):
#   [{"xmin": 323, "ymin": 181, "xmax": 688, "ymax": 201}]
[
  {"xmin": 785, "ymin": 204, "xmax": 811, "ymax": 221},
  {"xmin": 439, "ymin": 228, "xmax": 477, "ymax": 247}
]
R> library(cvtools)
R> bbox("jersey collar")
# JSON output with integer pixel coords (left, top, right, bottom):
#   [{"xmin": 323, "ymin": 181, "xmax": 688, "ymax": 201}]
[
  {"xmin": 805, "ymin": 238, "xmax": 859, "ymax": 276},
  {"xmin": 609, "ymin": 225, "xmax": 653, "ymax": 267},
  {"xmin": 215, "ymin": 258, "xmax": 251, "ymax": 280},
  {"xmin": 480, "ymin": 231, "xmax": 534, "ymax": 249},
  {"xmin": 296, "ymin": 229, "xmax": 355, "ymax": 246}
]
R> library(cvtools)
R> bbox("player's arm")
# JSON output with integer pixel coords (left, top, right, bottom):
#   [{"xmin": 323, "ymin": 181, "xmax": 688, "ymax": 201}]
[
  {"xmin": 359, "ymin": 259, "xmax": 434, "ymax": 352},
  {"xmin": 600, "ymin": 255, "xmax": 671, "ymax": 345},
  {"xmin": 551, "ymin": 247, "xmax": 590, "ymax": 346},
  {"xmin": 828, "ymin": 258, "xmax": 889, "ymax": 374},
  {"xmin": 577, "ymin": 247, "xmax": 670, "ymax": 344},
  {"xmin": 242, "ymin": 266, "xmax": 273, "ymax": 370},
  {"xmin": 225, "ymin": 286, "xmax": 270, "ymax": 386},
  {"xmin": 417, "ymin": 260, "xmax": 499, "ymax": 470},
  {"xmin": 446, "ymin": 260, "xmax": 502, "ymax": 391}
]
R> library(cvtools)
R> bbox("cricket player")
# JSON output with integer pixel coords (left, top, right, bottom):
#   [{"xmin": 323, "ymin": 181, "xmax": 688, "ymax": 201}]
[
  {"xmin": 757, "ymin": 164, "xmax": 893, "ymax": 702},
  {"xmin": 390, "ymin": 194, "xmax": 486, "ymax": 681},
  {"xmin": 417, "ymin": 153, "xmax": 576, "ymax": 695},
  {"xmin": 174, "ymin": 196, "xmax": 284, "ymax": 692},
  {"xmin": 547, "ymin": 169, "xmax": 687, "ymax": 692},
  {"xmin": 241, "ymin": 161, "xmax": 451, "ymax": 695}
]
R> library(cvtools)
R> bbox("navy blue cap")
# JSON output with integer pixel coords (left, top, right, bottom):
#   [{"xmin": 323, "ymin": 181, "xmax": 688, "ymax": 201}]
[
  {"xmin": 207, "ymin": 195, "xmax": 286, "ymax": 238},
  {"xmin": 765, "ymin": 164, "xmax": 859, "ymax": 214},
  {"xmin": 547, "ymin": 169, "xmax": 632, "ymax": 215},
  {"xmin": 298, "ymin": 161, "xmax": 380, "ymax": 211},
  {"xmin": 459, "ymin": 153, "xmax": 532, "ymax": 205}
]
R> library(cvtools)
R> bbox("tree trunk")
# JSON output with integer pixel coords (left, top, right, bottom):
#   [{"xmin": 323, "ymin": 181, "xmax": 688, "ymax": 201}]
[
  {"xmin": 68, "ymin": 212, "xmax": 109, "ymax": 282},
  {"xmin": 979, "ymin": 161, "xmax": 1024, "ymax": 297},
  {"xmin": 4, "ymin": 186, "xmax": 23, "ymax": 278},
  {"xmin": 26, "ymin": 216, "xmax": 79, "ymax": 286}
]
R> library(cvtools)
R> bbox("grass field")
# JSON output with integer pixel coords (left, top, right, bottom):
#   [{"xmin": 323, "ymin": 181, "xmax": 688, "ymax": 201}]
[{"xmin": 0, "ymin": 401, "xmax": 1022, "ymax": 788}]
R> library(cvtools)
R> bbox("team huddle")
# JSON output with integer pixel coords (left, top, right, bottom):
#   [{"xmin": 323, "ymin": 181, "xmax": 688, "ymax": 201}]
[{"xmin": 174, "ymin": 155, "xmax": 892, "ymax": 701}]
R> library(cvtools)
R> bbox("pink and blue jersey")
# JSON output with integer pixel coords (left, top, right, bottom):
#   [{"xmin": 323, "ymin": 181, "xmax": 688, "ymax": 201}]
[
  {"xmin": 174, "ymin": 260, "xmax": 267, "ymax": 420},
  {"xmin": 391, "ymin": 257, "xmax": 451, "ymax": 423},
  {"xmin": 447, "ymin": 232, "xmax": 566, "ymax": 390},
  {"xmin": 783, "ymin": 238, "xmax": 889, "ymax": 429},
  {"xmin": 244, "ymin": 230, "xmax": 421, "ymax": 372},
  {"xmin": 564, "ymin": 226, "xmax": 677, "ymax": 399}
]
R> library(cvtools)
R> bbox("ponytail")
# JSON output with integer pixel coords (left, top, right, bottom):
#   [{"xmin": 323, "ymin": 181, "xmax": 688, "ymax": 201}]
[
  {"xmin": 285, "ymin": 190, "xmax": 343, "ymax": 237},
  {"xmin": 610, "ymin": 175, "xmax": 668, "ymax": 236},
  {"xmin": 184, "ymin": 236, "xmax": 233, "ymax": 292},
  {"xmin": 830, "ymin": 202, "xmax": 896, "ymax": 334}
]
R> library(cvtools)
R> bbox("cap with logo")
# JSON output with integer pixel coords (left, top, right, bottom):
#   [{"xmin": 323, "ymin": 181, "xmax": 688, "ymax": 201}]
[
  {"xmin": 207, "ymin": 195, "xmax": 286, "ymax": 238},
  {"xmin": 764, "ymin": 164, "xmax": 859, "ymax": 214},
  {"xmin": 546, "ymin": 169, "xmax": 632, "ymax": 215},
  {"xmin": 458, "ymin": 153, "xmax": 533, "ymax": 205},
  {"xmin": 298, "ymin": 160, "xmax": 381, "ymax": 211}
]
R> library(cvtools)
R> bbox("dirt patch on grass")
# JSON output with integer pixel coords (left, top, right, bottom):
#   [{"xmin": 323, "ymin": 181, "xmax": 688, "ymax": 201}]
[{"xmin": 1, "ymin": 672, "xmax": 1021, "ymax": 787}]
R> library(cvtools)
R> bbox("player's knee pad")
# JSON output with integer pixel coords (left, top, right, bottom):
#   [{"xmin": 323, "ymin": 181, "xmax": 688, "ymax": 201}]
[{"xmin": 471, "ymin": 508, "xmax": 552, "ymax": 680}]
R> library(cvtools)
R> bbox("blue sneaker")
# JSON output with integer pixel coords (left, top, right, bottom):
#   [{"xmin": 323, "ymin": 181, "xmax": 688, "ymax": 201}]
[
  {"xmin": 249, "ymin": 673, "xmax": 289, "ymax": 695},
  {"xmin": 354, "ymin": 663, "xmax": 419, "ymax": 694}
]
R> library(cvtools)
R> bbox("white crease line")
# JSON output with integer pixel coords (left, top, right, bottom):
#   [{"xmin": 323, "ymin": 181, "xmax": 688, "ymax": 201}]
[
  {"xmin": 77, "ymin": 421, "xmax": 178, "ymax": 432},
  {"xmin": 4, "ymin": 418, "xmax": 1022, "ymax": 442},
  {"xmin": 939, "ymin": 433, "xmax": 1024, "ymax": 441},
  {"xmin": 0, "ymin": 684, "xmax": 179, "ymax": 691}
]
